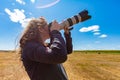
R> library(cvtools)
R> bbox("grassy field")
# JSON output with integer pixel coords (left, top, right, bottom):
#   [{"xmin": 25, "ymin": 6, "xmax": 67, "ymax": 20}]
[{"xmin": 0, "ymin": 50, "xmax": 120, "ymax": 80}]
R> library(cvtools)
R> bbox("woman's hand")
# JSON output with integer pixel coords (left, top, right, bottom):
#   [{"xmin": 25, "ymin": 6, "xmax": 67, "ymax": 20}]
[
  {"xmin": 50, "ymin": 20, "xmax": 61, "ymax": 31},
  {"xmin": 64, "ymin": 27, "xmax": 69, "ymax": 34}
]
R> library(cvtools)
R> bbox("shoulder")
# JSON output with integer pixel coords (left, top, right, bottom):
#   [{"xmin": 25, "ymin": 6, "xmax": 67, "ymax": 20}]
[{"xmin": 21, "ymin": 41, "xmax": 41, "ymax": 58}]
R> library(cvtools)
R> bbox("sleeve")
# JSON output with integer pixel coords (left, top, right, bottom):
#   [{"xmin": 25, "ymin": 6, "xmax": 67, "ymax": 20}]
[
  {"xmin": 22, "ymin": 30, "xmax": 67, "ymax": 64},
  {"xmin": 64, "ymin": 32, "xmax": 73, "ymax": 54}
]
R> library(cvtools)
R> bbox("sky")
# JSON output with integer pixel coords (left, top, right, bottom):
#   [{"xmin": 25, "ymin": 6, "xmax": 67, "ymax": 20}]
[{"xmin": 0, "ymin": 0, "xmax": 120, "ymax": 50}]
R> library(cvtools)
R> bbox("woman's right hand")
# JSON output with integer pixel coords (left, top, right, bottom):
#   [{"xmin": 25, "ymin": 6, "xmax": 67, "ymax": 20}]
[{"xmin": 50, "ymin": 20, "xmax": 61, "ymax": 31}]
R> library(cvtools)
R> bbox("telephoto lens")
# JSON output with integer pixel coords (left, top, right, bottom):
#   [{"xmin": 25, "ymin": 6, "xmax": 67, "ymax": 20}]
[{"xmin": 48, "ymin": 10, "xmax": 91, "ymax": 30}]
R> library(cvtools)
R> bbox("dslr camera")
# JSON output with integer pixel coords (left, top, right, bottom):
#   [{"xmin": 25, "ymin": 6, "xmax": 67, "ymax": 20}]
[{"xmin": 48, "ymin": 10, "xmax": 91, "ymax": 30}]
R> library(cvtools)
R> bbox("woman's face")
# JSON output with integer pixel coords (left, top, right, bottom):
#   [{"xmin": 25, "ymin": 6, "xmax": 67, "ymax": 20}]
[
  {"xmin": 43, "ymin": 25, "xmax": 50, "ymax": 39},
  {"xmin": 39, "ymin": 24, "xmax": 50, "ymax": 41}
]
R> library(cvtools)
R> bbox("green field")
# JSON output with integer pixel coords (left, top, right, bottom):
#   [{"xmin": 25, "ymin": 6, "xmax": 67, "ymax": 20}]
[{"xmin": 0, "ymin": 50, "xmax": 120, "ymax": 80}]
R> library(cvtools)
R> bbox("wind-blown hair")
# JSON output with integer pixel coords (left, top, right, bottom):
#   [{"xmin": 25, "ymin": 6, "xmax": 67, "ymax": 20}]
[{"xmin": 19, "ymin": 17, "xmax": 47, "ymax": 50}]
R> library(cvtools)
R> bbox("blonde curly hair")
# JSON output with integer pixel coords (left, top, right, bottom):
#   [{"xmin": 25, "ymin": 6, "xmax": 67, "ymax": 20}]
[{"xmin": 19, "ymin": 17, "xmax": 47, "ymax": 49}]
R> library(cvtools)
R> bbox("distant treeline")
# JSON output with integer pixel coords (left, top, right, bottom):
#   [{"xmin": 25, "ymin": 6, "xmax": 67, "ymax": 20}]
[
  {"xmin": 74, "ymin": 50, "xmax": 120, "ymax": 54},
  {"xmin": 0, "ymin": 50, "xmax": 120, "ymax": 54},
  {"xmin": 0, "ymin": 50, "xmax": 15, "ymax": 53}
]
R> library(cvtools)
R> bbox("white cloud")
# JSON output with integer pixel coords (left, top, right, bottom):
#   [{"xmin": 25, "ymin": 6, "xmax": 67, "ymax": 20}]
[
  {"xmin": 79, "ymin": 25, "xmax": 108, "ymax": 38},
  {"xmin": 99, "ymin": 34, "xmax": 107, "ymax": 38},
  {"xmin": 36, "ymin": 0, "xmax": 60, "ymax": 8},
  {"xmin": 5, "ymin": 8, "xmax": 25, "ymax": 22},
  {"xmin": 5, "ymin": 8, "xmax": 32, "ymax": 28},
  {"xmin": 79, "ymin": 25, "xmax": 100, "ymax": 32},
  {"xmin": 20, "ymin": 18, "xmax": 32, "ymax": 28},
  {"xmin": 31, "ymin": 0, "xmax": 35, "ymax": 3},
  {"xmin": 16, "ymin": 0, "xmax": 25, "ymax": 5},
  {"xmin": 94, "ymin": 32, "xmax": 101, "ymax": 35}
]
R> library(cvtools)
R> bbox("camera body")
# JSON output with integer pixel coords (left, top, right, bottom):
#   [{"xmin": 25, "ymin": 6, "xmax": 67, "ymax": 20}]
[{"xmin": 48, "ymin": 10, "xmax": 91, "ymax": 30}]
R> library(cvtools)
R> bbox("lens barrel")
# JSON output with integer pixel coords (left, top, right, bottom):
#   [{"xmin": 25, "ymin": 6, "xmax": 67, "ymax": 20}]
[{"xmin": 49, "ymin": 10, "xmax": 91, "ymax": 30}]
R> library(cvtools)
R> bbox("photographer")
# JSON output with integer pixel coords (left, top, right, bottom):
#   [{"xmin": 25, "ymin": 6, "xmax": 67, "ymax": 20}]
[{"xmin": 19, "ymin": 17, "xmax": 73, "ymax": 80}]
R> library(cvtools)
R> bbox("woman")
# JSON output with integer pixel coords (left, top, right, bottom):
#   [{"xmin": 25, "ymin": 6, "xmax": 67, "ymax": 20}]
[{"xmin": 19, "ymin": 17, "xmax": 73, "ymax": 80}]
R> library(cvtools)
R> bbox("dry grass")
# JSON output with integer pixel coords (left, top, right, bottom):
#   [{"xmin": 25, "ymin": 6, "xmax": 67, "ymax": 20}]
[
  {"xmin": 64, "ymin": 52, "xmax": 120, "ymax": 80},
  {"xmin": 0, "ymin": 51, "xmax": 29, "ymax": 80},
  {"xmin": 0, "ymin": 51, "xmax": 120, "ymax": 80}
]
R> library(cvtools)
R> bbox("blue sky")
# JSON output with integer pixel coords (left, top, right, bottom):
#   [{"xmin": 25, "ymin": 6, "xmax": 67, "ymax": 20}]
[{"xmin": 0, "ymin": 0, "xmax": 120, "ymax": 50}]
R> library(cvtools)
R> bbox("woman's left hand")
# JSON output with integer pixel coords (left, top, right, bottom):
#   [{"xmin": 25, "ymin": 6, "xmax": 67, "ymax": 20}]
[
  {"xmin": 64, "ymin": 27, "xmax": 73, "ymax": 34},
  {"xmin": 64, "ymin": 27, "xmax": 69, "ymax": 34}
]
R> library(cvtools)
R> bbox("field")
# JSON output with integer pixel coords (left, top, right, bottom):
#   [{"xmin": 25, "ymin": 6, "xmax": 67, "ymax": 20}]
[{"xmin": 0, "ymin": 50, "xmax": 120, "ymax": 80}]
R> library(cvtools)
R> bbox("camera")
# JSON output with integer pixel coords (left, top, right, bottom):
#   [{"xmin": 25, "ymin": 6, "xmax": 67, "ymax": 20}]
[{"xmin": 48, "ymin": 10, "xmax": 91, "ymax": 30}]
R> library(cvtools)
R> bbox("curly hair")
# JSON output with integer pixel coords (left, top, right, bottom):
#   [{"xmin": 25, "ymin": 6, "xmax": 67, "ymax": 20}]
[{"xmin": 19, "ymin": 17, "xmax": 47, "ymax": 49}]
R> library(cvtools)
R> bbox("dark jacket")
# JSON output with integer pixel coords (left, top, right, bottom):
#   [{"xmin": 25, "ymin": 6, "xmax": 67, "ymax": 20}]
[{"xmin": 21, "ymin": 30, "xmax": 73, "ymax": 80}]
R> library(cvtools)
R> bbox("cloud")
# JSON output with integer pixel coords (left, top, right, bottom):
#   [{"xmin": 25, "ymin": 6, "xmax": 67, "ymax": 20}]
[
  {"xmin": 99, "ymin": 34, "xmax": 107, "ymax": 38},
  {"xmin": 94, "ymin": 32, "xmax": 101, "ymax": 35},
  {"xmin": 5, "ymin": 8, "xmax": 25, "ymax": 22},
  {"xmin": 36, "ymin": 0, "xmax": 60, "ymax": 8},
  {"xmin": 19, "ymin": 18, "xmax": 32, "ymax": 28},
  {"xmin": 31, "ymin": 0, "xmax": 35, "ymax": 3},
  {"xmin": 5, "ymin": 8, "xmax": 32, "ymax": 28},
  {"xmin": 79, "ymin": 25, "xmax": 100, "ymax": 32},
  {"xmin": 16, "ymin": 0, "xmax": 25, "ymax": 5},
  {"xmin": 79, "ymin": 25, "xmax": 108, "ymax": 38}
]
